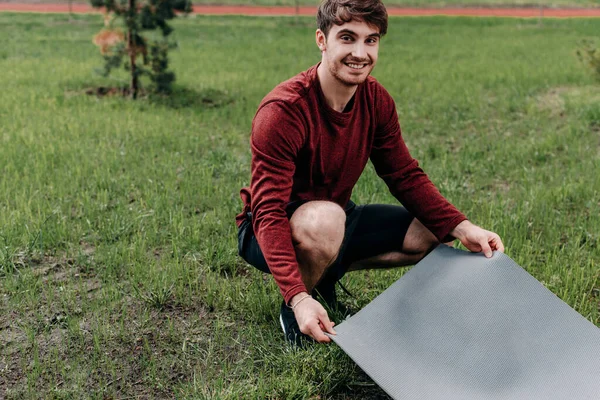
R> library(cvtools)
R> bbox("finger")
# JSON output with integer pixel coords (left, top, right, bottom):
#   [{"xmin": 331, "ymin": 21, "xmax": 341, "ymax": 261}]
[
  {"xmin": 489, "ymin": 235, "xmax": 499, "ymax": 250},
  {"xmin": 318, "ymin": 313, "xmax": 337, "ymax": 335},
  {"xmin": 318, "ymin": 322, "xmax": 337, "ymax": 335},
  {"xmin": 493, "ymin": 235, "xmax": 505, "ymax": 253},
  {"xmin": 319, "ymin": 309, "xmax": 336, "ymax": 335},
  {"xmin": 309, "ymin": 322, "xmax": 331, "ymax": 343},
  {"xmin": 480, "ymin": 238, "xmax": 493, "ymax": 258}
]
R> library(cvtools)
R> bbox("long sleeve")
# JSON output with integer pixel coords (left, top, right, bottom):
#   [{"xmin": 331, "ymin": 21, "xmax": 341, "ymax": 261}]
[
  {"xmin": 370, "ymin": 87, "xmax": 467, "ymax": 241},
  {"xmin": 250, "ymin": 101, "xmax": 307, "ymax": 304}
]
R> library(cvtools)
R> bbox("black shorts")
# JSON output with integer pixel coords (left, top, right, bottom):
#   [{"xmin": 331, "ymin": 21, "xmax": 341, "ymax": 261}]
[{"xmin": 237, "ymin": 200, "xmax": 415, "ymax": 283}]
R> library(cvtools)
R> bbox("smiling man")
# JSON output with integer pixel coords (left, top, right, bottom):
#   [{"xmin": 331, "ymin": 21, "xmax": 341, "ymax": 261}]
[{"xmin": 236, "ymin": 0, "xmax": 504, "ymax": 346}]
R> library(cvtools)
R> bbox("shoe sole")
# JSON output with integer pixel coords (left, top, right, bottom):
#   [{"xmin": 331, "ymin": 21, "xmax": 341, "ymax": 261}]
[{"xmin": 279, "ymin": 313, "xmax": 287, "ymax": 336}]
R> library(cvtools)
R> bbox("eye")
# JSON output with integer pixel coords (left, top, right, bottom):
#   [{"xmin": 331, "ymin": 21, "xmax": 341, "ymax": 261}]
[
  {"xmin": 340, "ymin": 35, "xmax": 353, "ymax": 42},
  {"xmin": 366, "ymin": 37, "xmax": 379, "ymax": 44}
]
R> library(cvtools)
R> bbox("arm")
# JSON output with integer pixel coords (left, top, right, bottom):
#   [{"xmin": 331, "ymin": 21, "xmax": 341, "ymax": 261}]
[
  {"xmin": 250, "ymin": 101, "xmax": 307, "ymax": 304},
  {"xmin": 370, "ymin": 86, "xmax": 467, "ymax": 242},
  {"xmin": 251, "ymin": 102, "xmax": 336, "ymax": 342},
  {"xmin": 371, "ymin": 86, "xmax": 504, "ymax": 253}
]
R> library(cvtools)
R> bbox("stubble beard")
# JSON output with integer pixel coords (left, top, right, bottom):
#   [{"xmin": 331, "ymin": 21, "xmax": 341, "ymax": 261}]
[{"xmin": 328, "ymin": 57, "xmax": 372, "ymax": 87}]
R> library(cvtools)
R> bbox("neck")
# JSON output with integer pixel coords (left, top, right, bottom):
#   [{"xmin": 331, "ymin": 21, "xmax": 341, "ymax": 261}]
[{"xmin": 317, "ymin": 63, "xmax": 358, "ymax": 113}]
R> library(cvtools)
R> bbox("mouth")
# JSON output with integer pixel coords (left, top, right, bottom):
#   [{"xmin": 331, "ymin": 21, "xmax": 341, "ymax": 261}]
[{"xmin": 344, "ymin": 62, "xmax": 369, "ymax": 70}]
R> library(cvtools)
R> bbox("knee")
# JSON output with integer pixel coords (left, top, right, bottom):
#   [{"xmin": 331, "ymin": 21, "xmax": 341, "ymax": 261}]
[{"xmin": 290, "ymin": 201, "xmax": 346, "ymax": 257}]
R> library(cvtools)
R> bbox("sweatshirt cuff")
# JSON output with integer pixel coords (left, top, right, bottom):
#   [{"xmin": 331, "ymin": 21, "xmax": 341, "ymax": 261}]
[
  {"xmin": 438, "ymin": 215, "xmax": 468, "ymax": 243},
  {"xmin": 283, "ymin": 284, "xmax": 308, "ymax": 307}
]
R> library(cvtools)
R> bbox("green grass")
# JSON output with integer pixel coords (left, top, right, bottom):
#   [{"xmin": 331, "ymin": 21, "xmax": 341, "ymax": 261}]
[
  {"xmin": 1, "ymin": 11, "xmax": 599, "ymax": 399},
  {"xmin": 17, "ymin": 0, "xmax": 600, "ymax": 8},
  {"xmin": 189, "ymin": 0, "xmax": 598, "ymax": 7}
]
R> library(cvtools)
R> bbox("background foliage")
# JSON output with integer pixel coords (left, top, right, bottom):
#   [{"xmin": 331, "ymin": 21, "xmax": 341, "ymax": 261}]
[{"xmin": 90, "ymin": 0, "xmax": 192, "ymax": 95}]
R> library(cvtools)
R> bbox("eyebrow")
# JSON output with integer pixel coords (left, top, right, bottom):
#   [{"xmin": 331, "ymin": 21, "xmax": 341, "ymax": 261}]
[{"xmin": 337, "ymin": 29, "xmax": 381, "ymax": 38}]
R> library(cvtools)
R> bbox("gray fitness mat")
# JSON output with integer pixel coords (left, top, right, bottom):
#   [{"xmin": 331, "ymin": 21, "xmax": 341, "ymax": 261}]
[{"xmin": 330, "ymin": 245, "xmax": 600, "ymax": 400}]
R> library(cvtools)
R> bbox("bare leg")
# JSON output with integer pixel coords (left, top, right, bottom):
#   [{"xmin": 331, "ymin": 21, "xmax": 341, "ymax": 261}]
[{"xmin": 347, "ymin": 218, "xmax": 442, "ymax": 272}]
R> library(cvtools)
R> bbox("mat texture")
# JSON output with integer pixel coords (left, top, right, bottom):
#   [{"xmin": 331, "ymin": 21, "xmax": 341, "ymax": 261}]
[{"xmin": 330, "ymin": 245, "xmax": 600, "ymax": 400}]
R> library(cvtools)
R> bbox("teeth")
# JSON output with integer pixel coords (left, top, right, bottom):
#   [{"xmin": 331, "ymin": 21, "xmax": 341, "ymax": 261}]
[{"xmin": 347, "ymin": 63, "xmax": 366, "ymax": 69}]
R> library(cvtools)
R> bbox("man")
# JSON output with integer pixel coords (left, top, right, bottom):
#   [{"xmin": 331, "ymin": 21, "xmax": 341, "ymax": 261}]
[{"xmin": 236, "ymin": 0, "xmax": 504, "ymax": 346}]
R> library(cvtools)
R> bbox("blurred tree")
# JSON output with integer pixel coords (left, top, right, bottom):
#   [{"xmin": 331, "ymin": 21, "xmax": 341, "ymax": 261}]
[{"xmin": 91, "ymin": 0, "xmax": 192, "ymax": 99}]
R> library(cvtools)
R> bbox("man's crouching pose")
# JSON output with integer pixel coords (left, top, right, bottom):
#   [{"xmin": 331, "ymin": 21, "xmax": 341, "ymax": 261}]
[{"xmin": 235, "ymin": 0, "xmax": 504, "ymax": 346}]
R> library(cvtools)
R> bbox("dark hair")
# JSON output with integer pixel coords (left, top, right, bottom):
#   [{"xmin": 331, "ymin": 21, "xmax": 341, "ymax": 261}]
[{"xmin": 317, "ymin": 0, "xmax": 388, "ymax": 38}]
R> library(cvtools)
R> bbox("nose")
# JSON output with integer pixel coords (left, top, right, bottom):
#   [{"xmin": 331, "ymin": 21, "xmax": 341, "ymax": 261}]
[{"xmin": 352, "ymin": 42, "xmax": 367, "ymax": 60}]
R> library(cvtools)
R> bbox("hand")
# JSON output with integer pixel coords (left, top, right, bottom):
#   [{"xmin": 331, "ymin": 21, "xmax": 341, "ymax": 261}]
[
  {"xmin": 291, "ymin": 292, "xmax": 336, "ymax": 343},
  {"xmin": 450, "ymin": 220, "xmax": 504, "ymax": 258}
]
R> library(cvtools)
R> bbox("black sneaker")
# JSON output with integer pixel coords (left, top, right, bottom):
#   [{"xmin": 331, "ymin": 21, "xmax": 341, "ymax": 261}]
[
  {"xmin": 279, "ymin": 301, "xmax": 313, "ymax": 347},
  {"xmin": 313, "ymin": 279, "xmax": 353, "ymax": 318}
]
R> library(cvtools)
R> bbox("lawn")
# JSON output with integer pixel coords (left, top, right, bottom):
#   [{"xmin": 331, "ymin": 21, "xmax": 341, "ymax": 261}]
[
  {"xmin": 191, "ymin": 0, "xmax": 598, "ymax": 7},
  {"xmin": 12, "ymin": 0, "xmax": 600, "ymax": 9},
  {"xmin": 1, "ymin": 11, "xmax": 599, "ymax": 399}
]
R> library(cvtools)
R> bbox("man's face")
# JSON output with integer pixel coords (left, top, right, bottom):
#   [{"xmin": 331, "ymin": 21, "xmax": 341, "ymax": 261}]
[{"xmin": 316, "ymin": 19, "xmax": 380, "ymax": 87}]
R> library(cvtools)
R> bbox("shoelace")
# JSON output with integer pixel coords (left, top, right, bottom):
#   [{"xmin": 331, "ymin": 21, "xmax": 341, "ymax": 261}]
[{"xmin": 337, "ymin": 280, "xmax": 354, "ymax": 298}]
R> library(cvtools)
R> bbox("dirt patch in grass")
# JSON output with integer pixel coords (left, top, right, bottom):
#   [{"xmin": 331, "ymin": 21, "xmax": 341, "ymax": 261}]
[
  {"xmin": 0, "ymin": 309, "xmax": 27, "ymax": 357},
  {"xmin": 85, "ymin": 300, "xmax": 211, "ymax": 398},
  {"xmin": 85, "ymin": 86, "xmax": 144, "ymax": 98},
  {"xmin": 0, "ymin": 324, "xmax": 28, "ymax": 392},
  {"xmin": 332, "ymin": 385, "xmax": 391, "ymax": 399},
  {"xmin": 65, "ymin": 86, "xmax": 235, "ymax": 110},
  {"xmin": 62, "ymin": 86, "xmax": 149, "ymax": 99},
  {"xmin": 537, "ymin": 85, "xmax": 600, "ymax": 117},
  {"xmin": 0, "ymin": 246, "xmax": 222, "ymax": 398},
  {"xmin": 492, "ymin": 180, "xmax": 512, "ymax": 194},
  {"xmin": 536, "ymin": 87, "xmax": 568, "ymax": 116}
]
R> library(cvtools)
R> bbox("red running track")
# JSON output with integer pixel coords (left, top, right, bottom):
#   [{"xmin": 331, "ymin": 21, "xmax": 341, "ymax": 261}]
[{"xmin": 0, "ymin": 3, "xmax": 599, "ymax": 18}]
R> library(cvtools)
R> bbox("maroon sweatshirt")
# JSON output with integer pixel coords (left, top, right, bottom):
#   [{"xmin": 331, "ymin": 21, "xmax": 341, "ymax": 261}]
[{"xmin": 236, "ymin": 65, "xmax": 467, "ymax": 304}]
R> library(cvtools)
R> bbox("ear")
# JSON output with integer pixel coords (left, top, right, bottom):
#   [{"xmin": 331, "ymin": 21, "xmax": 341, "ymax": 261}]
[{"xmin": 315, "ymin": 29, "xmax": 327, "ymax": 52}]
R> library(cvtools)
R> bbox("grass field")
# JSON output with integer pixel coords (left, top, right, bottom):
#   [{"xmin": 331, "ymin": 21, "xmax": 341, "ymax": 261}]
[
  {"xmin": 1, "ymin": 11, "xmax": 599, "ymax": 399},
  {"xmin": 8, "ymin": 0, "xmax": 600, "ymax": 9},
  {"xmin": 189, "ymin": 0, "xmax": 597, "ymax": 7}
]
